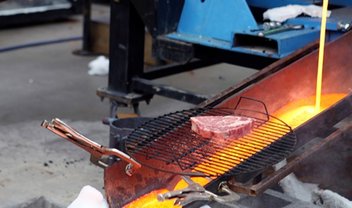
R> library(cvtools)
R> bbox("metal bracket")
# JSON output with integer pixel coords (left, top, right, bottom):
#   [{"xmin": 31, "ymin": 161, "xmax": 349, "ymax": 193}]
[
  {"xmin": 96, "ymin": 87, "xmax": 153, "ymax": 106},
  {"xmin": 132, "ymin": 77, "xmax": 209, "ymax": 105},
  {"xmin": 157, "ymin": 176, "xmax": 240, "ymax": 207},
  {"xmin": 41, "ymin": 118, "xmax": 142, "ymax": 176}
]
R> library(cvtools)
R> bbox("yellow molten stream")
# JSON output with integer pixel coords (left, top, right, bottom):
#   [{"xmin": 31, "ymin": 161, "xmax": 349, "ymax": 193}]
[
  {"xmin": 123, "ymin": 189, "xmax": 177, "ymax": 208},
  {"xmin": 315, "ymin": 0, "xmax": 329, "ymax": 112}
]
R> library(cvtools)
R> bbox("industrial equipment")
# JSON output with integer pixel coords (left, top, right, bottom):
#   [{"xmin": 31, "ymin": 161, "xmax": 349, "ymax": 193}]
[
  {"xmin": 102, "ymin": 29, "xmax": 352, "ymax": 208},
  {"xmin": 44, "ymin": 29, "xmax": 352, "ymax": 207},
  {"xmin": 97, "ymin": 0, "xmax": 352, "ymax": 116},
  {"xmin": 0, "ymin": 0, "xmax": 82, "ymax": 27},
  {"xmin": 42, "ymin": 1, "xmax": 352, "ymax": 207}
]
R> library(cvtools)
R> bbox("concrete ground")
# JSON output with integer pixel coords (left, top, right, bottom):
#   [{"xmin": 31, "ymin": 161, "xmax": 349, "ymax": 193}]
[{"xmin": 0, "ymin": 4, "xmax": 257, "ymax": 207}]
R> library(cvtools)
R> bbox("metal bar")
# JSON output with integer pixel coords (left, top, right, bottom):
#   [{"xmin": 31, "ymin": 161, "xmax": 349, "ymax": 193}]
[
  {"xmin": 141, "ymin": 59, "xmax": 219, "ymax": 80},
  {"xmin": 201, "ymin": 41, "xmax": 319, "ymax": 108},
  {"xmin": 96, "ymin": 87, "xmax": 153, "ymax": 106},
  {"xmin": 108, "ymin": 0, "xmax": 145, "ymax": 93},
  {"xmin": 228, "ymin": 122, "xmax": 352, "ymax": 196},
  {"xmin": 132, "ymin": 77, "xmax": 208, "ymax": 104},
  {"xmin": 193, "ymin": 45, "xmax": 277, "ymax": 70},
  {"xmin": 81, "ymin": 0, "xmax": 91, "ymax": 52}
]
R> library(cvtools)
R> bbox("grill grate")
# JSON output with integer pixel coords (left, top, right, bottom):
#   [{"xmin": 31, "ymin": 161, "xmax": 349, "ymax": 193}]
[{"xmin": 125, "ymin": 103, "xmax": 296, "ymax": 177}]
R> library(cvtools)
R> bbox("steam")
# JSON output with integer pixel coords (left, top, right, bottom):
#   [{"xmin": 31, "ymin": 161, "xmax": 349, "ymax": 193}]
[{"xmin": 275, "ymin": 160, "xmax": 352, "ymax": 208}]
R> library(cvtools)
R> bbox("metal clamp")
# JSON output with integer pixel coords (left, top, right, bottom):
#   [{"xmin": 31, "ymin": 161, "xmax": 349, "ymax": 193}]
[
  {"xmin": 157, "ymin": 176, "xmax": 240, "ymax": 206},
  {"xmin": 41, "ymin": 118, "xmax": 141, "ymax": 176}
]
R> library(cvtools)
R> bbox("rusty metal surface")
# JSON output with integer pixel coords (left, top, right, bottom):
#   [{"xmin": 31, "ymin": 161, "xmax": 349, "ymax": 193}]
[
  {"xmin": 210, "ymin": 31, "xmax": 352, "ymax": 113},
  {"xmin": 205, "ymin": 31, "xmax": 352, "ymax": 149},
  {"xmin": 294, "ymin": 115, "xmax": 352, "ymax": 198},
  {"xmin": 104, "ymin": 160, "xmax": 180, "ymax": 208},
  {"xmin": 204, "ymin": 32, "xmax": 352, "ymax": 194},
  {"xmin": 228, "ymin": 121, "xmax": 352, "ymax": 196},
  {"xmin": 200, "ymin": 41, "xmax": 319, "ymax": 108}
]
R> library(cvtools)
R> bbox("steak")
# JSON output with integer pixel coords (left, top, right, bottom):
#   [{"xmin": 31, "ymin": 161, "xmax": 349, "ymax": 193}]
[{"xmin": 190, "ymin": 116, "xmax": 254, "ymax": 140}]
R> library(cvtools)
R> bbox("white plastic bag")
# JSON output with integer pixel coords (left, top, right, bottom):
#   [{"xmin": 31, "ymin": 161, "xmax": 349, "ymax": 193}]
[
  {"xmin": 88, "ymin": 56, "xmax": 109, "ymax": 76},
  {"xmin": 68, "ymin": 185, "xmax": 108, "ymax": 208}
]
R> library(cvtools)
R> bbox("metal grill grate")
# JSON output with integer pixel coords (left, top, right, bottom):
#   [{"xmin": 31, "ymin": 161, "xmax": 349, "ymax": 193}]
[{"xmin": 125, "ymin": 100, "xmax": 296, "ymax": 177}]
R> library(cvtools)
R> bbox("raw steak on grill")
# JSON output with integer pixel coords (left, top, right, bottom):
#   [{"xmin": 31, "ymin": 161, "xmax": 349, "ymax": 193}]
[{"xmin": 190, "ymin": 115, "xmax": 254, "ymax": 140}]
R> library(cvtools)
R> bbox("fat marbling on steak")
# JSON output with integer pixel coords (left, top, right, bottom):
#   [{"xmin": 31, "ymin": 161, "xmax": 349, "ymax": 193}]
[{"xmin": 190, "ymin": 115, "xmax": 255, "ymax": 140}]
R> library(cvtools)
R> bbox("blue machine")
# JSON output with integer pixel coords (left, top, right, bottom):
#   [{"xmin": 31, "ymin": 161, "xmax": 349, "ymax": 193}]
[
  {"xmin": 167, "ymin": 0, "xmax": 352, "ymax": 58},
  {"xmin": 101, "ymin": 0, "xmax": 352, "ymax": 114}
]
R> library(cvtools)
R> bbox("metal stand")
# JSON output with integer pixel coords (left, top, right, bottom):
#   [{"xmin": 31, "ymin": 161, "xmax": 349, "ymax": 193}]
[
  {"xmin": 73, "ymin": 0, "xmax": 94, "ymax": 55},
  {"xmin": 97, "ymin": 1, "xmax": 278, "ymax": 115}
]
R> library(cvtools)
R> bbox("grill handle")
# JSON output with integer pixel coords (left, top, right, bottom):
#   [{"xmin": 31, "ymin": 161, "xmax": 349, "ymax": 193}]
[
  {"xmin": 234, "ymin": 96, "xmax": 270, "ymax": 121},
  {"xmin": 41, "ymin": 118, "xmax": 141, "ymax": 176}
]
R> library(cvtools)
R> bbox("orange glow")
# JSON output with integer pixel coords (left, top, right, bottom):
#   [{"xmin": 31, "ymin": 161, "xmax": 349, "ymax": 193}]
[
  {"xmin": 274, "ymin": 93, "xmax": 346, "ymax": 128},
  {"xmin": 124, "ymin": 93, "xmax": 346, "ymax": 207},
  {"xmin": 123, "ymin": 177, "xmax": 210, "ymax": 208},
  {"xmin": 173, "ymin": 177, "xmax": 210, "ymax": 189},
  {"xmin": 193, "ymin": 120, "xmax": 286, "ymax": 176},
  {"xmin": 124, "ymin": 189, "xmax": 178, "ymax": 208}
]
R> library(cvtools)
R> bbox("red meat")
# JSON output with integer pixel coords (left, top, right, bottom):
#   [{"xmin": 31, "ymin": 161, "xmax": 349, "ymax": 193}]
[{"xmin": 190, "ymin": 116, "xmax": 254, "ymax": 140}]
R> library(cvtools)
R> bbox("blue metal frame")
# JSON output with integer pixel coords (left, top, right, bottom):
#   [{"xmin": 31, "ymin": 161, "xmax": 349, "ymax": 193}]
[
  {"xmin": 247, "ymin": 0, "xmax": 352, "ymax": 8},
  {"xmin": 177, "ymin": 0, "xmax": 258, "ymax": 41},
  {"xmin": 166, "ymin": 0, "xmax": 352, "ymax": 59}
]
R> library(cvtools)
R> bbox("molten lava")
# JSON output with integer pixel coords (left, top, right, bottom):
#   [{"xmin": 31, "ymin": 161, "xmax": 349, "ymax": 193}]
[{"xmin": 274, "ymin": 93, "xmax": 346, "ymax": 128}]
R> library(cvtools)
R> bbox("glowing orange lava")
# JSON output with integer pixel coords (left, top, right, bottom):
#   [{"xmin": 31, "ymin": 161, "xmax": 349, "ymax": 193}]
[{"xmin": 274, "ymin": 93, "xmax": 346, "ymax": 128}]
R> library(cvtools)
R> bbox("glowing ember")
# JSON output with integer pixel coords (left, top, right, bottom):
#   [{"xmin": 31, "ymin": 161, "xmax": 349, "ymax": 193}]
[{"xmin": 274, "ymin": 93, "xmax": 346, "ymax": 128}]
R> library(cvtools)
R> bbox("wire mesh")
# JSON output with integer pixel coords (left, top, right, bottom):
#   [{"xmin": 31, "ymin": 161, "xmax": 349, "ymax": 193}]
[{"xmin": 125, "ymin": 107, "xmax": 296, "ymax": 177}]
